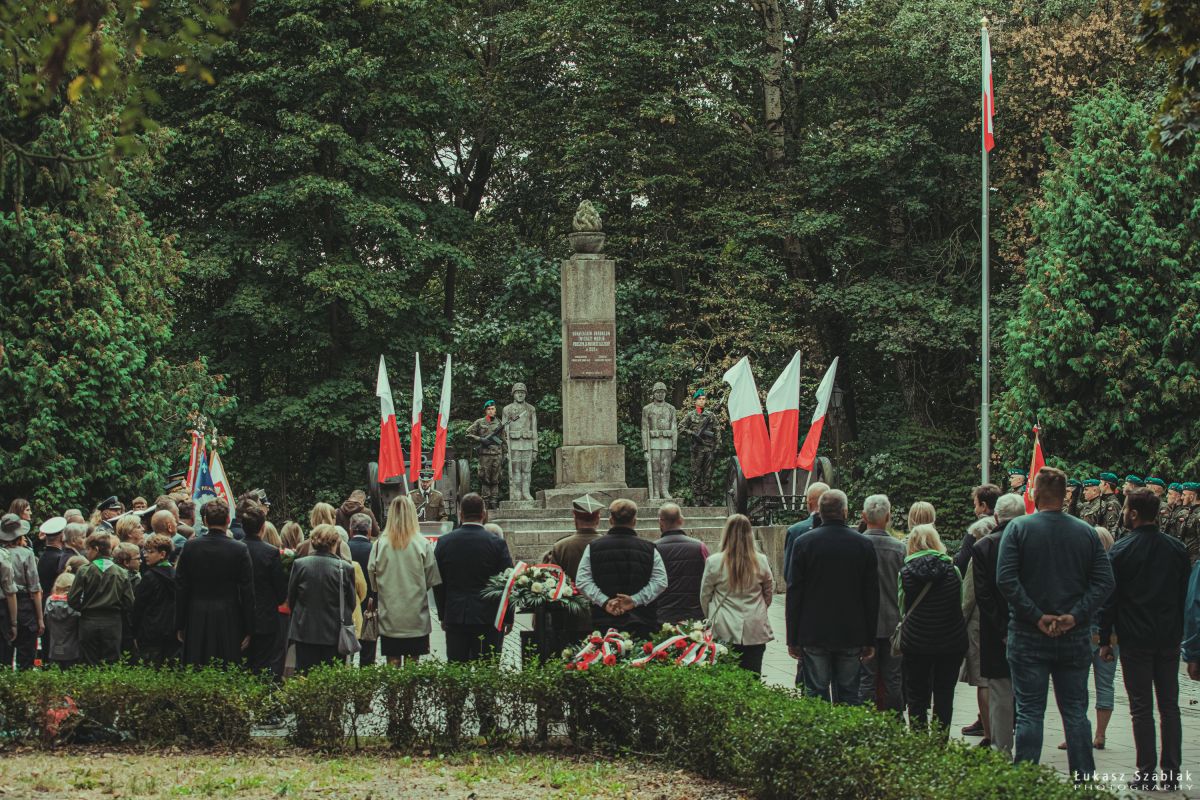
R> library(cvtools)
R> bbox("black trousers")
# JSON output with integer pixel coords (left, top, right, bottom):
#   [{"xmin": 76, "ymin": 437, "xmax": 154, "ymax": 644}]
[
  {"xmin": 293, "ymin": 641, "xmax": 340, "ymax": 673},
  {"xmin": 731, "ymin": 643, "xmax": 766, "ymax": 674},
  {"xmin": 903, "ymin": 651, "xmax": 964, "ymax": 737},
  {"xmin": 1120, "ymin": 646, "xmax": 1182, "ymax": 788},
  {"xmin": 358, "ymin": 638, "xmax": 378, "ymax": 667},
  {"xmin": 245, "ymin": 627, "xmax": 280, "ymax": 676},
  {"xmin": 78, "ymin": 613, "xmax": 122, "ymax": 666},
  {"xmin": 445, "ymin": 625, "xmax": 503, "ymax": 663}
]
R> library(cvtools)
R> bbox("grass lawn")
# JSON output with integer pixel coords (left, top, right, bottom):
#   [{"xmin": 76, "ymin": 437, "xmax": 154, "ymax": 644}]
[{"xmin": 0, "ymin": 750, "xmax": 748, "ymax": 799}]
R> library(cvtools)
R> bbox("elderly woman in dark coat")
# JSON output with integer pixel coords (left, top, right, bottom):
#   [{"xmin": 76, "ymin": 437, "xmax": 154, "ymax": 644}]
[
  {"xmin": 175, "ymin": 499, "xmax": 255, "ymax": 667},
  {"xmin": 288, "ymin": 524, "xmax": 357, "ymax": 672}
]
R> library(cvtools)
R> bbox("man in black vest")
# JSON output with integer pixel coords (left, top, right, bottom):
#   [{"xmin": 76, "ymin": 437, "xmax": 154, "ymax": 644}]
[
  {"xmin": 575, "ymin": 499, "xmax": 667, "ymax": 639},
  {"xmin": 653, "ymin": 503, "xmax": 707, "ymax": 625}
]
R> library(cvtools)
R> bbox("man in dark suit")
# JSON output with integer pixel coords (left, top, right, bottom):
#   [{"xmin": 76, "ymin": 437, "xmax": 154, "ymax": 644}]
[
  {"xmin": 175, "ymin": 499, "xmax": 256, "ymax": 668},
  {"xmin": 239, "ymin": 503, "xmax": 287, "ymax": 677},
  {"xmin": 786, "ymin": 489, "xmax": 879, "ymax": 705},
  {"xmin": 433, "ymin": 493, "xmax": 513, "ymax": 662},
  {"xmin": 346, "ymin": 513, "xmax": 377, "ymax": 666}
]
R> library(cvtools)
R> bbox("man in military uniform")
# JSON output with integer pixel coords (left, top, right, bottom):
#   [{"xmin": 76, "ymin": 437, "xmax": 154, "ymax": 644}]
[
  {"xmin": 1179, "ymin": 482, "xmax": 1200, "ymax": 563},
  {"xmin": 1078, "ymin": 479, "xmax": 1104, "ymax": 527},
  {"xmin": 466, "ymin": 401, "xmax": 504, "ymax": 509},
  {"xmin": 1164, "ymin": 483, "xmax": 1184, "ymax": 536},
  {"xmin": 1007, "ymin": 468, "xmax": 1027, "ymax": 496},
  {"xmin": 677, "ymin": 389, "xmax": 722, "ymax": 506},
  {"xmin": 1145, "ymin": 477, "xmax": 1169, "ymax": 529},
  {"xmin": 1065, "ymin": 479, "xmax": 1082, "ymax": 515},
  {"xmin": 641, "ymin": 382, "xmax": 678, "ymax": 502},
  {"xmin": 413, "ymin": 469, "xmax": 447, "ymax": 522},
  {"xmin": 502, "ymin": 382, "xmax": 538, "ymax": 502},
  {"xmin": 1098, "ymin": 472, "xmax": 1124, "ymax": 535}
]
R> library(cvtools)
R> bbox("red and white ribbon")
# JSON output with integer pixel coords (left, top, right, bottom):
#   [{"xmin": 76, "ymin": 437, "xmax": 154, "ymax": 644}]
[
  {"xmin": 567, "ymin": 628, "xmax": 630, "ymax": 670},
  {"xmin": 493, "ymin": 562, "xmax": 575, "ymax": 630},
  {"xmin": 631, "ymin": 629, "xmax": 719, "ymax": 667},
  {"xmin": 493, "ymin": 561, "xmax": 529, "ymax": 630}
]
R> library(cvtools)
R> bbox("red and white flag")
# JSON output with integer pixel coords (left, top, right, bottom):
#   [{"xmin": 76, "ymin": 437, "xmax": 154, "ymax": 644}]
[
  {"xmin": 982, "ymin": 25, "xmax": 995, "ymax": 153},
  {"xmin": 208, "ymin": 449, "xmax": 234, "ymax": 523},
  {"xmin": 410, "ymin": 353, "xmax": 423, "ymax": 483},
  {"xmin": 722, "ymin": 356, "xmax": 774, "ymax": 479},
  {"xmin": 185, "ymin": 430, "xmax": 205, "ymax": 493},
  {"xmin": 765, "ymin": 352, "xmax": 802, "ymax": 473},
  {"xmin": 797, "ymin": 358, "xmax": 839, "ymax": 472},
  {"xmin": 431, "ymin": 354, "xmax": 452, "ymax": 480},
  {"xmin": 376, "ymin": 355, "xmax": 406, "ymax": 483},
  {"xmin": 1025, "ymin": 425, "xmax": 1045, "ymax": 514}
]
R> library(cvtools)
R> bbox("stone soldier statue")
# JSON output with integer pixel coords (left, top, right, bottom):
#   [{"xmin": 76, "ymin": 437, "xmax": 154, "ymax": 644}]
[
  {"xmin": 641, "ymin": 382, "xmax": 678, "ymax": 502},
  {"xmin": 677, "ymin": 389, "xmax": 722, "ymax": 506},
  {"xmin": 503, "ymin": 382, "xmax": 538, "ymax": 502},
  {"xmin": 1078, "ymin": 479, "xmax": 1104, "ymax": 527},
  {"xmin": 1098, "ymin": 472, "xmax": 1124, "ymax": 535},
  {"xmin": 413, "ymin": 469, "xmax": 447, "ymax": 522},
  {"xmin": 466, "ymin": 400, "xmax": 504, "ymax": 509}
]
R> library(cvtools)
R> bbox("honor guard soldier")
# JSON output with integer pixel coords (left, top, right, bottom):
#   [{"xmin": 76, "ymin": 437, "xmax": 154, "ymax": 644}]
[
  {"xmin": 1165, "ymin": 483, "xmax": 1184, "ymax": 536},
  {"xmin": 1007, "ymin": 468, "xmax": 1028, "ymax": 496},
  {"xmin": 677, "ymin": 389, "xmax": 722, "ymax": 506},
  {"xmin": 1098, "ymin": 472, "xmax": 1124, "ymax": 535},
  {"xmin": 413, "ymin": 470, "xmax": 447, "ymax": 522},
  {"xmin": 1079, "ymin": 479, "xmax": 1104, "ymax": 527},
  {"xmin": 466, "ymin": 401, "xmax": 505, "ymax": 509}
]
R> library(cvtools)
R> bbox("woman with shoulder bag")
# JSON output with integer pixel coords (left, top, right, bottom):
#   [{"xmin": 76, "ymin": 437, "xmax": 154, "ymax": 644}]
[
  {"xmin": 898, "ymin": 524, "xmax": 967, "ymax": 738},
  {"xmin": 368, "ymin": 495, "xmax": 442, "ymax": 666},
  {"xmin": 700, "ymin": 514, "xmax": 773, "ymax": 674},
  {"xmin": 287, "ymin": 525, "xmax": 357, "ymax": 673}
]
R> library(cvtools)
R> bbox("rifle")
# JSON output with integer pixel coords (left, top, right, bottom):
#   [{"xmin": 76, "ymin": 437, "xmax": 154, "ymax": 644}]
[
  {"xmin": 481, "ymin": 408, "xmax": 527, "ymax": 449},
  {"xmin": 691, "ymin": 410, "xmax": 716, "ymax": 447}
]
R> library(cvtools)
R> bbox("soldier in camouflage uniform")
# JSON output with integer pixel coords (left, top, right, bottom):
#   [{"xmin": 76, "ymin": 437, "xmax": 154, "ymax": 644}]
[
  {"xmin": 1078, "ymin": 479, "xmax": 1104, "ymax": 527},
  {"xmin": 466, "ymin": 400, "xmax": 505, "ymax": 509},
  {"xmin": 1164, "ymin": 483, "xmax": 1184, "ymax": 536},
  {"xmin": 677, "ymin": 389, "xmax": 722, "ymax": 506},
  {"xmin": 1007, "ymin": 468, "xmax": 1028, "ymax": 497},
  {"xmin": 1065, "ymin": 479, "xmax": 1082, "ymax": 516},
  {"xmin": 1098, "ymin": 472, "xmax": 1124, "ymax": 535},
  {"xmin": 1179, "ymin": 482, "xmax": 1200, "ymax": 564},
  {"xmin": 1145, "ymin": 477, "xmax": 1169, "ymax": 529}
]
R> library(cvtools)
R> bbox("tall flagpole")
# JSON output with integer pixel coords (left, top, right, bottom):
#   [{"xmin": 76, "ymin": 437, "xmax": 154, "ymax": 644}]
[{"xmin": 980, "ymin": 16, "xmax": 992, "ymax": 486}]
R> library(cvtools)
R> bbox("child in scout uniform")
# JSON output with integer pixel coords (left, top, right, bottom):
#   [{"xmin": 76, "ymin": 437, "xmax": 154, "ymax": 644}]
[
  {"xmin": 67, "ymin": 532, "xmax": 134, "ymax": 665},
  {"xmin": 132, "ymin": 534, "xmax": 179, "ymax": 665}
]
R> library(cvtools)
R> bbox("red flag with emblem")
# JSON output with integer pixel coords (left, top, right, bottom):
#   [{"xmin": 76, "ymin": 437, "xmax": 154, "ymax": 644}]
[{"xmin": 1025, "ymin": 425, "xmax": 1045, "ymax": 514}]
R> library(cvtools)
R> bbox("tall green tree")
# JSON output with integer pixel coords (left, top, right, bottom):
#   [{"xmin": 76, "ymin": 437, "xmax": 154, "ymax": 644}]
[{"xmin": 996, "ymin": 87, "xmax": 1200, "ymax": 475}]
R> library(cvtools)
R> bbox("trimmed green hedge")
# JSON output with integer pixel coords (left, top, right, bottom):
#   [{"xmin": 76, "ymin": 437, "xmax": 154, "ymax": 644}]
[{"xmin": 0, "ymin": 663, "xmax": 1111, "ymax": 799}]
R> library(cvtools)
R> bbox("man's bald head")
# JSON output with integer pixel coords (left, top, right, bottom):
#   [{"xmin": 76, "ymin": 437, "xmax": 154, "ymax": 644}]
[{"xmin": 150, "ymin": 509, "xmax": 177, "ymax": 536}]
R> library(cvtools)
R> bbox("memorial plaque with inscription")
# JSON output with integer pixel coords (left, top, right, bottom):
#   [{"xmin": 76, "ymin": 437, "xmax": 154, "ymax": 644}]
[{"xmin": 567, "ymin": 322, "xmax": 616, "ymax": 379}]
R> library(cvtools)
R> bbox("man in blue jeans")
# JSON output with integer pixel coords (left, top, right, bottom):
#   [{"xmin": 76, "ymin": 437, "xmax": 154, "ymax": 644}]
[
  {"xmin": 786, "ymin": 489, "xmax": 878, "ymax": 704},
  {"xmin": 997, "ymin": 467, "xmax": 1114, "ymax": 783}
]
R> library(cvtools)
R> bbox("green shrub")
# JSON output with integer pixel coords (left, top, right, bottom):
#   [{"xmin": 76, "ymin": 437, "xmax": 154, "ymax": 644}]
[{"xmin": 0, "ymin": 663, "xmax": 1112, "ymax": 799}]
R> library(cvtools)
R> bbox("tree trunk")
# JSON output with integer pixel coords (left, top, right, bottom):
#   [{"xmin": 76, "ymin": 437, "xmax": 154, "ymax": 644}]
[{"xmin": 750, "ymin": 0, "xmax": 786, "ymax": 167}]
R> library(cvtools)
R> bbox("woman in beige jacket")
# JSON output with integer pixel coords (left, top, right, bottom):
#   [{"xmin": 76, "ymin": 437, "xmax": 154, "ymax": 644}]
[
  {"xmin": 700, "ymin": 514, "xmax": 774, "ymax": 675},
  {"xmin": 368, "ymin": 494, "xmax": 441, "ymax": 666}
]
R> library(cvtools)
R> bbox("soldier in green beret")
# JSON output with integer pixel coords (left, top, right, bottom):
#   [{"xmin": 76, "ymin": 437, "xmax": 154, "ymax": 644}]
[
  {"xmin": 1179, "ymin": 483, "xmax": 1200, "ymax": 563},
  {"xmin": 1079, "ymin": 479, "xmax": 1104, "ymax": 527},
  {"xmin": 1164, "ymin": 483, "xmax": 1184, "ymax": 536},
  {"xmin": 1098, "ymin": 473, "xmax": 1124, "ymax": 536},
  {"xmin": 1123, "ymin": 474, "xmax": 1145, "ymax": 493},
  {"xmin": 677, "ymin": 389, "xmax": 723, "ymax": 506},
  {"xmin": 1065, "ymin": 479, "xmax": 1083, "ymax": 516},
  {"xmin": 1145, "ymin": 477, "xmax": 1169, "ymax": 529},
  {"xmin": 1007, "ymin": 468, "xmax": 1027, "ymax": 496},
  {"xmin": 466, "ymin": 400, "xmax": 505, "ymax": 510}
]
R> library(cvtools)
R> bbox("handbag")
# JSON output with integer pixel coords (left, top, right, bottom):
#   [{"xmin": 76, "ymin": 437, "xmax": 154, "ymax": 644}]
[
  {"xmin": 889, "ymin": 583, "xmax": 932, "ymax": 658},
  {"xmin": 337, "ymin": 562, "xmax": 362, "ymax": 657}
]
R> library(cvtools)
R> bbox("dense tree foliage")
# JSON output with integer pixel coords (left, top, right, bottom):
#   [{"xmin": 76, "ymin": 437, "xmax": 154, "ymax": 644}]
[
  {"xmin": 2, "ymin": 0, "xmax": 1195, "ymax": 522},
  {"xmin": 1136, "ymin": 0, "xmax": 1200, "ymax": 154}
]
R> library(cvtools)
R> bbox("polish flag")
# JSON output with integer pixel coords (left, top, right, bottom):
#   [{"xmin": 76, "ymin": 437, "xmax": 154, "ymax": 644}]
[
  {"xmin": 1025, "ymin": 425, "xmax": 1045, "ymax": 514},
  {"xmin": 797, "ymin": 357, "xmax": 839, "ymax": 472},
  {"xmin": 766, "ymin": 352, "xmax": 802, "ymax": 473},
  {"xmin": 376, "ymin": 355, "xmax": 406, "ymax": 483},
  {"xmin": 722, "ymin": 356, "xmax": 774, "ymax": 479},
  {"xmin": 185, "ymin": 430, "xmax": 205, "ymax": 493},
  {"xmin": 410, "ymin": 353, "xmax": 423, "ymax": 483},
  {"xmin": 209, "ymin": 449, "xmax": 234, "ymax": 522},
  {"xmin": 431, "ymin": 355, "xmax": 452, "ymax": 480},
  {"xmin": 982, "ymin": 25, "xmax": 995, "ymax": 153}
]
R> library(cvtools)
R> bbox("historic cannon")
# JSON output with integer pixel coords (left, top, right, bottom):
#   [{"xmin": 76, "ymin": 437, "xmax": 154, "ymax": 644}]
[
  {"xmin": 725, "ymin": 457, "xmax": 836, "ymax": 525},
  {"xmin": 367, "ymin": 448, "xmax": 470, "ymax": 529}
]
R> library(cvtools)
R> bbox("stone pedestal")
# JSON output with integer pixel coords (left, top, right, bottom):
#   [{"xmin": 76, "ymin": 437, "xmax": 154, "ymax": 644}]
[{"xmin": 555, "ymin": 255, "xmax": 628, "ymax": 490}]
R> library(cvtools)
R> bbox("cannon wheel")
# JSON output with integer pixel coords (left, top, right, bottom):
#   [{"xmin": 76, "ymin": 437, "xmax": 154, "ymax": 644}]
[
  {"xmin": 812, "ymin": 456, "xmax": 835, "ymax": 488},
  {"xmin": 726, "ymin": 460, "xmax": 748, "ymax": 516}
]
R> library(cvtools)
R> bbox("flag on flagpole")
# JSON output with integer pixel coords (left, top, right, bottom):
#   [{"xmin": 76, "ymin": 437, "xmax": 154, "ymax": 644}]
[
  {"xmin": 982, "ymin": 23, "xmax": 995, "ymax": 153},
  {"xmin": 765, "ymin": 352, "xmax": 803, "ymax": 473},
  {"xmin": 185, "ymin": 430, "xmax": 204, "ymax": 494},
  {"xmin": 376, "ymin": 355, "xmax": 406, "ymax": 483},
  {"xmin": 797, "ymin": 358, "xmax": 839, "ymax": 472},
  {"xmin": 410, "ymin": 353, "xmax": 423, "ymax": 483},
  {"xmin": 191, "ymin": 451, "xmax": 217, "ymax": 514},
  {"xmin": 432, "ymin": 354, "xmax": 452, "ymax": 481},
  {"xmin": 208, "ymin": 449, "xmax": 234, "ymax": 522},
  {"xmin": 722, "ymin": 357, "xmax": 774, "ymax": 479},
  {"xmin": 1025, "ymin": 425, "xmax": 1045, "ymax": 514}
]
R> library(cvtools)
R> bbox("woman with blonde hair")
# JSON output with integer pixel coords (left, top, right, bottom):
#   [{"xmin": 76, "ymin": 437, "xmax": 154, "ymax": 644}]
[
  {"xmin": 908, "ymin": 501, "xmax": 936, "ymax": 529},
  {"xmin": 368, "ymin": 494, "xmax": 441, "ymax": 666},
  {"xmin": 309, "ymin": 503, "xmax": 336, "ymax": 529},
  {"xmin": 700, "ymin": 514, "xmax": 773, "ymax": 674},
  {"xmin": 114, "ymin": 515, "xmax": 145, "ymax": 546},
  {"xmin": 261, "ymin": 521, "xmax": 282, "ymax": 549},
  {"xmin": 279, "ymin": 521, "xmax": 304, "ymax": 550},
  {"xmin": 899, "ymin": 524, "xmax": 967, "ymax": 738}
]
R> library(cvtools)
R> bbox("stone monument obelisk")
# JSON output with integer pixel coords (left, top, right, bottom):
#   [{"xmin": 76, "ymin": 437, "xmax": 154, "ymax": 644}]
[{"xmin": 537, "ymin": 201, "xmax": 646, "ymax": 508}]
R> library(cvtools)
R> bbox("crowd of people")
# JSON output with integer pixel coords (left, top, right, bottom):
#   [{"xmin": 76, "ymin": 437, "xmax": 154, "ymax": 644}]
[{"xmin": 3, "ymin": 465, "xmax": 1199, "ymax": 791}]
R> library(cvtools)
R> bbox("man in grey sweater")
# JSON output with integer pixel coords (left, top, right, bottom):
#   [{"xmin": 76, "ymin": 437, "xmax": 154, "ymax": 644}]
[{"xmin": 997, "ymin": 467, "xmax": 1114, "ymax": 782}]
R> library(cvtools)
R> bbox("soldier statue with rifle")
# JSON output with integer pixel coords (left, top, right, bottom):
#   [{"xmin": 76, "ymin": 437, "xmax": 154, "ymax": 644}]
[
  {"xmin": 466, "ymin": 400, "xmax": 505, "ymax": 509},
  {"xmin": 641, "ymin": 381, "xmax": 678, "ymax": 502},
  {"xmin": 502, "ymin": 382, "xmax": 538, "ymax": 502},
  {"xmin": 677, "ymin": 388, "xmax": 722, "ymax": 506}
]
